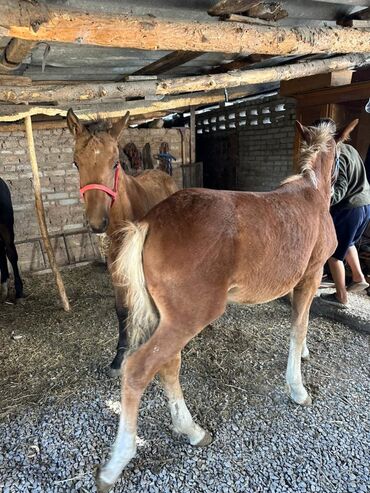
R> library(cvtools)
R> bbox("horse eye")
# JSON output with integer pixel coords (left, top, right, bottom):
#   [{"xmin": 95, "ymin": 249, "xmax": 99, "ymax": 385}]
[
  {"xmin": 113, "ymin": 160, "xmax": 119, "ymax": 169},
  {"xmin": 73, "ymin": 161, "xmax": 79, "ymax": 169}
]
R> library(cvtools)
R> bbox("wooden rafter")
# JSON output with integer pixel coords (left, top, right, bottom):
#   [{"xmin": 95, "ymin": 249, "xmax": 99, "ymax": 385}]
[
  {"xmin": 0, "ymin": 54, "xmax": 366, "ymax": 104},
  {"xmin": 0, "ymin": 83, "xmax": 279, "ymax": 123},
  {"xmin": 133, "ymin": 51, "xmax": 202, "ymax": 76},
  {"xmin": 1, "ymin": 1, "xmax": 370, "ymax": 56}
]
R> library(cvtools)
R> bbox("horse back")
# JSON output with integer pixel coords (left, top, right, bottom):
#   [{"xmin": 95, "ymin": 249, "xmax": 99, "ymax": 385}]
[{"xmin": 141, "ymin": 186, "xmax": 335, "ymax": 304}]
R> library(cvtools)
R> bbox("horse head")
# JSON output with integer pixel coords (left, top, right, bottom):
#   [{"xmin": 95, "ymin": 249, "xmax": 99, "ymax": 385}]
[
  {"xmin": 295, "ymin": 118, "xmax": 359, "ymax": 194},
  {"xmin": 67, "ymin": 109, "xmax": 130, "ymax": 233}
]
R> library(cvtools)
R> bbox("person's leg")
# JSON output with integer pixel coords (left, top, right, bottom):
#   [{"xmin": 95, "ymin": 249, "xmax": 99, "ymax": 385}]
[
  {"xmin": 327, "ymin": 256, "xmax": 348, "ymax": 304},
  {"xmin": 345, "ymin": 245, "xmax": 366, "ymax": 283}
]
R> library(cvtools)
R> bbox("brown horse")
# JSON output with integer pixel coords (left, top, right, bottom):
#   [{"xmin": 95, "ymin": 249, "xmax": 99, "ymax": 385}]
[
  {"xmin": 66, "ymin": 109, "xmax": 178, "ymax": 375},
  {"xmin": 97, "ymin": 119, "xmax": 358, "ymax": 492}
]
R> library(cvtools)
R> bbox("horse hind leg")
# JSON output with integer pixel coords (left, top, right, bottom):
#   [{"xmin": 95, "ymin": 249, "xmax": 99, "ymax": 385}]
[
  {"xmin": 4, "ymin": 231, "xmax": 23, "ymax": 299},
  {"xmin": 97, "ymin": 321, "xmax": 193, "ymax": 493},
  {"xmin": 159, "ymin": 352, "xmax": 212, "ymax": 447},
  {"xmin": 286, "ymin": 274, "xmax": 320, "ymax": 406}
]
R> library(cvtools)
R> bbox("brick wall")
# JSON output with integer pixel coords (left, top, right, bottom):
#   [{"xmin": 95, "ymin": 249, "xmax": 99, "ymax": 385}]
[
  {"xmin": 0, "ymin": 126, "xmax": 189, "ymax": 272},
  {"xmin": 196, "ymin": 94, "xmax": 297, "ymax": 192}
]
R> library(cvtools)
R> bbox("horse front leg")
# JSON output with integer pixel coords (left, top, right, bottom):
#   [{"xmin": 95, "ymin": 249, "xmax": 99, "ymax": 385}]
[
  {"xmin": 109, "ymin": 286, "xmax": 129, "ymax": 377},
  {"xmin": 0, "ymin": 241, "xmax": 9, "ymax": 300},
  {"xmin": 286, "ymin": 273, "xmax": 320, "ymax": 405}
]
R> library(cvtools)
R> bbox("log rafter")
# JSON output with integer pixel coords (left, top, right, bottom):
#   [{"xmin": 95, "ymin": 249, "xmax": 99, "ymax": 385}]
[
  {"xmin": 1, "ymin": 1, "xmax": 370, "ymax": 56},
  {"xmin": 0, "ymin": 54, "xmax": 368, "ymax": 105}
]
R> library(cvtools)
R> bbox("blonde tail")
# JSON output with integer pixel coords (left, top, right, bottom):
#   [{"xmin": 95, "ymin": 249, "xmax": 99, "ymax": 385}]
[{"xmin": 114, "ymin": 222, "xmax": 158, "ymax": 349}]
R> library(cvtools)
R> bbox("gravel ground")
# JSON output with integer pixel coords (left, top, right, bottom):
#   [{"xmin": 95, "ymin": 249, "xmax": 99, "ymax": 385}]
[{"xmin": 0, "ymin": 265, "xmax": 369, "ymax": 493}]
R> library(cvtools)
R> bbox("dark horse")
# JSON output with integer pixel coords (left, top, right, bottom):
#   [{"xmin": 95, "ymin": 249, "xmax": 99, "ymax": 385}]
[{"xmin": 0, "ymin": 178, "xmax": 23, "ymax": 300}]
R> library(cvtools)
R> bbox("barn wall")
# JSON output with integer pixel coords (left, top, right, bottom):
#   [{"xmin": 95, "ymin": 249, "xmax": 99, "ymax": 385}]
[
  {"xmin": 196, "ymin": 94, "xmax": 296, "ymax": 191},
  {"xmin": 0, "ymin": 126, "xmax": 189, "ymax": 272}
]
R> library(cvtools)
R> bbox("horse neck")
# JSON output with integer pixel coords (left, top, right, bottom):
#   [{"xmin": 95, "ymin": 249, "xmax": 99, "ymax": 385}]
[
  {"xmin": 310, "ymin": 151, "xmax": 333, "ymax": 206},
  {"xmin": 108, "ymin": 171, "xmax": 149, "ymax": 235}
]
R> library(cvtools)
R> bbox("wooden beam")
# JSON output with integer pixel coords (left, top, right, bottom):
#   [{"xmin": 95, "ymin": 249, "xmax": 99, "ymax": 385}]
[
  {"xmin": 156, "ymin": 54, "xmax": 369, "ymax": 97},
  {"xmin": 24, "ymin": 115, "xmax": 70, "ymax": 312},
  {"xmin": 208, "ymin": 0, "xmax": 260, "ymax": 16},
  {"xmin": 0, "ymin": 38, "xmax": 35, "ymax": 69},
  {"xmin": 1, "ymin": 2, "xmax": 370, "ymax": 56},
  {"xmin": 0, "ymin": 54, "xmax": 367, "ymax": 104},
  {"xmin": 133, "ymin": 51, "xmax": 202, "ymax": 76},
  {"xmin": 0, "ymin": 84, "xmax": 278, "ymax": 122},
  {"xmin": 0, "ymin": 74, "xmax": 32, "ymax": 86}
]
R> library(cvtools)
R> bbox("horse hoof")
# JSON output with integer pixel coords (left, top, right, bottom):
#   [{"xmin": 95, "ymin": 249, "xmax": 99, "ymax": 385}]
[
  {"xmin": 107, "ymin": 366, "xmax": 121, "ymax": 378},
  {"xmin": 95, "ymin": 466, "xmax": 114, "ymax": 493},
  {"xmin": 291, "ymin": 393, "xmax": 312, "ymax": 407},
  {"xmin": 194, "ymin": 430, "xmax": 213, "ymax": 447}
]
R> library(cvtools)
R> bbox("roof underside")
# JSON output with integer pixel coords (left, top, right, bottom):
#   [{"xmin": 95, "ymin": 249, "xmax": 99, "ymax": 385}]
[{"xmin": 0, "ymin": 0, "xmax": 369, "ymax": 122}]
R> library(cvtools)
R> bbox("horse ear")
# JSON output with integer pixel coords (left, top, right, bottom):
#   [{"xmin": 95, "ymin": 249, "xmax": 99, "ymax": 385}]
[
  {"xmin": 295, "ymin": 120, "xmax": 310, "ymax": 143},
  {"xmin": 110, "ymin": 111, "xmax": 130, "ymax": 140},
  {"xmin": 66, "ymin": 108, "xmax": 88, "ymax": 137},
  {"xmin": 335, "ymin": 119, "xmax": 359, "ymax": 143}
]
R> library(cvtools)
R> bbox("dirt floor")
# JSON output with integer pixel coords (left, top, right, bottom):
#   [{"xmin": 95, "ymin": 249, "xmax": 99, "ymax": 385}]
[{"xmin": 0, "ymin": 264, "xmax": 369, "ymax": 492}]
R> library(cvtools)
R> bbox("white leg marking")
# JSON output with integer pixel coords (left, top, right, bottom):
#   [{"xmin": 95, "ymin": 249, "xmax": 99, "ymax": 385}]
[
  {"xmin": 1, "ymin": 282, "xmax": 8, "ymax": 300},
  {"xmin": 99, "ymin": 416, "xmax": 136, "ymax": 486},
  {"xmin": 286, "ymin": 338, "xmax": 310, "ymax": 405},
  {"xmin": 169, "ymin": 398, "xmax": 206, "ymax": 445},
  {"xmin": 301, "ymin": 337, "xmax": 310, "ymax": 360}
]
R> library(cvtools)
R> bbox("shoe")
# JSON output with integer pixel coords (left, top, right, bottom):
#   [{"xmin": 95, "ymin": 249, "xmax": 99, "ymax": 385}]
[
  {"xmin": 320, "ymin": 293, "xmax": 348, "ymax": 309},
  {"xmin": 346, "ymin": 280, "xmax": 369, "ymax": 293}
]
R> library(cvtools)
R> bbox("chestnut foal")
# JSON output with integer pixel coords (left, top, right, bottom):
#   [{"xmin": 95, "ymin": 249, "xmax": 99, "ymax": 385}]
[
  {"xmin": 66, "ymin": 109, "xmax": 178, "ymax": 376},
  {"xmin": 97, "ymin": 120, "xmax": 358, "ymax": 492}
]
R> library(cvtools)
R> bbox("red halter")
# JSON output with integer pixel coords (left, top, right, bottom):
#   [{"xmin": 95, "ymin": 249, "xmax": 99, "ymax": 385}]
[{"xmin": 79, "ymin": 165, "xmax": 120, "ymax": 207}]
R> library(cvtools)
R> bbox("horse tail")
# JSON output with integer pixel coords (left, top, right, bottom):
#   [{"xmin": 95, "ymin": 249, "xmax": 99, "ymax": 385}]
[{"xmin": 114, "ymin": 221, "xmax": 159, "ymax": 350}]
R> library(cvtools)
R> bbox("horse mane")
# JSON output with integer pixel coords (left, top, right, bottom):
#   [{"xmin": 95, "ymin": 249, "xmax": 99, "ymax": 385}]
[{"xmin": 281, "ymin": 121, "xmax": 336, "ymax": 189}]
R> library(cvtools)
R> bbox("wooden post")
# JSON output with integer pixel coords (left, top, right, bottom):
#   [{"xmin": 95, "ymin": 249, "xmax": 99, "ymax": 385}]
[{"xmin": 24, "ymin": 115, "xmax": 70, "ymax": 312}]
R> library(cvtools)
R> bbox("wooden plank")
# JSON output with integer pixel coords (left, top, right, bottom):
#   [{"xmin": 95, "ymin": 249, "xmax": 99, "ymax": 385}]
[
  {"xmin": 24, "ymin": 115, "xmax": 70, "ymax": 312},
  {"xmin": 294, "ymin": 80, "xmax": 370, "ymax": 106},
  {"xmin": 1, "ymin": 2, "xmax": 370, "ymax": 56},
  {"xmin": 209, "ymin": 54, "xmax": 274, "ymax": 73},
  {"xmin": 0, "ymin": 120, "xmax": 67, "ymax": 132},
  {"xmin": 280, "ymin": 71, "xmax": 353, "ymax": 96},
  {"xmin": 208, "ymin": 0, "xmax": 260, "ymax": 16},
  {"xmin": 133, "ymin": 51, "xmax": 202, "ymax": 76},
  {"xmin": 0, "ymin": 54, "xmax": 367, "ymax": 104}
]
